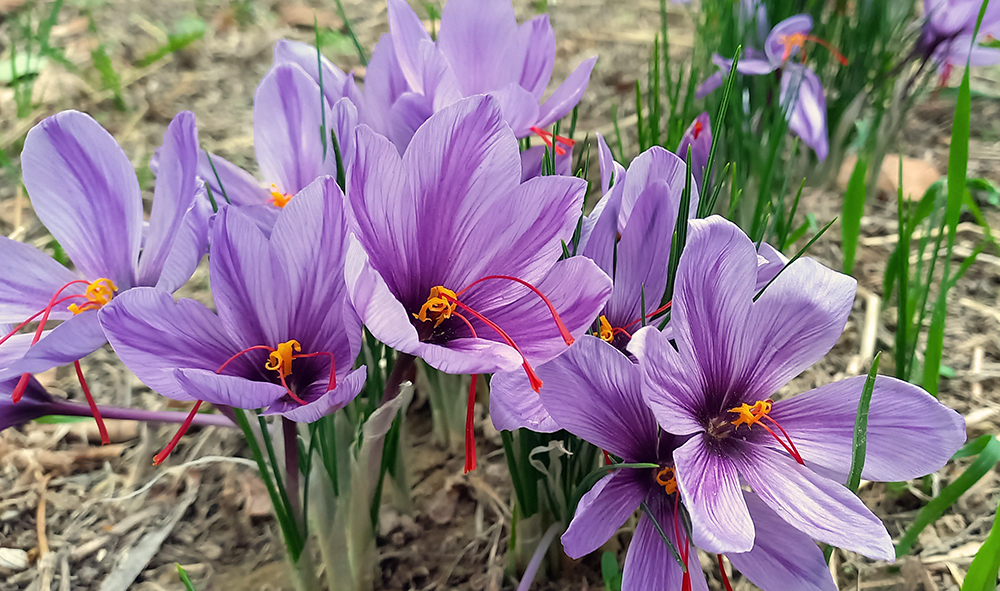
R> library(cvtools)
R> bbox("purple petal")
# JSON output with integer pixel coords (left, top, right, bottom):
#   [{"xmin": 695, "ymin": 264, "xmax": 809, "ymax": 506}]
[
  {"xmin": 173, "ymin": 368, "xmax": 287, "ymax": 409},
  {"xmin": 21, "ymin": 110, "xmax": 142, "ymax": 286},
  {"xmin": 270, "ymin": 177, "xmax": 359, "ymax": 365},
  {"xmin": 388, "ymin": 91, "xmax": 435, "ymax": 152},
  {"xmin": 782, "ymin": 65, "xmax": 829, "ymax": 161},
  {"xmin": 136, "ymin": 111, "xmax": 201, "ymax": 290},
  {"xmin": 623, "ymin": 493, "xmax": 710, "ymax": 591},
  {"xmin": 330, "ymin": 97, "xmax": 359, "ymax": 172},
  {"xmin": 735, "ymin": 442, "xmax": 894, "ymax": 561},
  {"xmin": 534, "ymin": 336, "xmax": 659, "ymax": 461},
  {"xmin": 99, "ymin": 287, "xmax": 239, "ymax": 401},
  {"xmin": 155, "ymin": 194, "xmax": 210, "ymax": 293},
  {"xmin": 754, "ymin": 241, "xmax": 788, "ymax": 290},
  {"xmin": 629, "ymin": 327, "xmax": 705, "ymax": 436},
  {"xmin": 673, "ymin": 434, "xmax": 754, "ymax": 553},
  {"xmin": 619, "ymin": 146, "xmax": 697, "ymax": 230},
  {"xmin": 386, "ymin": 0, "xmax": 433, "ymax": 93},
  {"xmin": 741, "ymin": 256, "xmax": 855, "ymax": 400},
  {"xmin": 254, "ymin": 63, "xmax": 336, "ymax": 196},
  {"xmin": 518, "ymin": 145, "xmax": 573, "ymax": 182},
  {"xmin": 596, "ymin": 133, "xmax": 617, "ymax": 195},
  {"xmin": 736, "ymin": 57, "xmax": 779, "ymax": 75},
  {"xmin": 769, "ymin": 375, "xmax": 966, "ymax": 483},
  {"xmin": 413, "ymin": 337, "xmax": 525, "ymax": 375},
  {"xmin": 561, "ymin": 470, "xmax": 648, "ymax": 558},
  {"xmin": 536, "ymin": 56, "xmax": 597, "ymax": 129},
  {"xmin": 272, "ymin": 39, "xmax": 350, "ymax": 105},
  {"xmin": 437, "ymin": 0, "xmax": 521, "ymax": 95},
  {"xmin": 675, "ymin": 112, "xmax": 712, "ymax": 189},
  {"xmin": 417, "ymin": 39, "xmax": 465, "ymax": 111},
  {"xmin": 765, "ymin": 14, "xmax": 813, "ymax": 63},
  {"xmin": 265, "ymin": 366, "xmax": 367, "ymax": 422},
  {"xmin": 364, "ymin": 34, "xmax": 409, "ymax": 138},
  {"xmin": 0, "ymin": 376, "xmax": 55, "ymax": 430},
  {"xmin": 489, "ymin": 369, "xmax": 560, "ymax": 432},
  {"xmin": 518, "ymin": 15, "xmax": 555, "ymax": 100},
  {"xmin": 579, "ymin": 169, "xmax": 626, "ymax": 276},
  {"xmin": 695, "ymin": 71, "xmax": 724, "ymax": 99},
  {"xmin": 0, "ymin": 313, "xmax": 107, "ymax": 379},
  {"xmin": 0, "ymin": 237, "xmax": 82, "ymax": 323},
  {"xmin": 197, "ymin": 150, "xmax": 271, "ymax": 207},
  {"xmin": 490, "ymin": 82, "xmax": 541, "ymax": 137},
  {"xmin": 604, "ymin": 180, "xmax": 678, "ymax": 328},
  {"xmin": 728, "ymin": 492, "xmax": 838, "ymax": 591}
]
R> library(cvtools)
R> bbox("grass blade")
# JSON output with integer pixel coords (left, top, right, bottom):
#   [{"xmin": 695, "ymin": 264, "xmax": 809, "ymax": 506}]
[
  {"xmin": 847, "ymin": 353, "xmax": 880, "ymax": 494},
  {"xmin": 962, "ymin": 508, "xmax": 1000, "ymax": 591},
  {"xmin": 177, "ymin": 564, "xmax": 198, "ymax": 591},
  {"xmin": 841, "ymin": 155, "xmax": 868, "ymax": 275}
]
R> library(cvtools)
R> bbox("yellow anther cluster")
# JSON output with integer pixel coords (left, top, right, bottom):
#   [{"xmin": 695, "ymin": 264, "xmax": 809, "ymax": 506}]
[
  {"xmin": 413, "ymin": 286, "xmax": 458, "ymax": 328},
  {"xmin": 598, "ymin": 315, "xmax": 614, "ymax": 342},
  {"xmin": 728, "ymin": 399, "xmax": 773, "ymax": 429},
  {"xmin": 265, "ymin": 339, "xmax": 302, "ymax": 377},
  {"xmin": 68, "ymin": 278, "xmax": 118, "ymax": 315},
  {"xmin": 655, "ymin": 466, "xmax": 677, "ymax": 495},
  {"xmin": 269, "ymin": 184, "xmax": 293, "ymax": 208}
]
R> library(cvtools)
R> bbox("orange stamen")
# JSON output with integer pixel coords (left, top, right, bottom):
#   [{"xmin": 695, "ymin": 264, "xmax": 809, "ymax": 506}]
[
  {"xmin": 457, "ymin": 275, "xmax": 574, "ymax": 345},
  {"xmin": 74, "ymin": 361, "xmax": 109, "ymax": 445},
  {"xmin": 728, "ymin": 400, "xmax": 804, "ymax": 464},
  {"xmin": 412, "ymin": 286, "xmax": 458, "ymax": 327},
  {"xmin": 66, "ymin": 278, "xmax": 117, "ymax": 315},
  {"xmin": 269, "ymin": 184, "xmax": 293, "ymax": 208},
  {"xmin": 464, "ymin": 374, "xmax": 478, "ymax": 473},
  {"xmin": 153, "ymin": 400, "xmax": 203, "ymax": 465},
  {"xmin": 265, "ymin": 339, "xmax": 301, "ymax": 377},
  {"xmin": 598, "ymin": 315, "xmax": 614, "ymax": 342},
  {"xmin": 656, "ymin": 465, "xmax": 677, "ymax": 495},
  {"xmin": 778, "ymin": 32, "xmax": 848, "ymax": 66}
]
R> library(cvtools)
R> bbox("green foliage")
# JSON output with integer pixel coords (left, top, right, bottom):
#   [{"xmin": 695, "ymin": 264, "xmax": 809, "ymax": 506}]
[
  {"xmin": 4, "ymin": 0, "xmax": 70, "ymax": 118},
  {"xmin": 176, "ymin": 564, "xmax": 198, "ymax": 591},
  {"xmin": 88, "ymin": 17, "xmax": 126, "ymax": 111},
  {"xmin": 134, "ymin": 16, "xmax": 206, "ymax": 68},
  {"xmin": 601, "ymin": 552, "xmax": 623, "ymax": 591},
  {"xmin": 841, "ymin": 156, "xmax": 868, "ymax": 275},
  {"xmin": 847, "ymin": 353, "xmax": 880, "ymax": 495},
  {"xmin": 962, "ymin": 507, "xmax": 1000, "ymax": 591}
]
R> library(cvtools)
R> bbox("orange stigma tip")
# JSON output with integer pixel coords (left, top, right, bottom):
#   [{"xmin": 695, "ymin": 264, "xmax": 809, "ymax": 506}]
[
  {"xmin": 67, "ymin": 278, "xmax": 117, "ymax": 315},
  {"xmin": 269, "ymin": 184, "xmax": 293, "ymax": 208},
  {"xmin": 598, "ymin": 315, "xmax": 614, "ymax": 342}
]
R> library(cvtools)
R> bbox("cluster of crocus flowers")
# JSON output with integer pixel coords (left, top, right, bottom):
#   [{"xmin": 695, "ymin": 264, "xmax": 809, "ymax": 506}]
[{"xmin": 917, "ymin": 0, "xmax": 1000, "ymax": 80}]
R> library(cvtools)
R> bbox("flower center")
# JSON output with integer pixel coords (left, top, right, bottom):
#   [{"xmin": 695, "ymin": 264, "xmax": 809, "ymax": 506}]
[
  {"xmin": 269, "ymin": 184, "xmax": 293, "ymax": 208},
  {"xmin": 728, "ymin": 399, "xmax": 804, "ymax": 464},
  {"xmin": 655, "ymin": 465, "xmax": 677, "ymax": 495},
  {"xmin": 412, "ymin": 286, "xmax": 458, "ymax": 327},
  {"xmin": 598, "ymin": 315, "xmax": 614, "ymax": 342},
  {"xmin": 777, "ymin": 32, "xmax": 848, "ymax": 65},
  {"xmin": 67, "ymin": 278, "xmax": 117, "ymax": 315},
  {"xmin": 265, "ymin": 339, "xmax": 301, "ymax": 377},
  {"xmin": 529, "ymin": 126, "xmax": 576, "ymax": 156},
  {"xmin": 216, "ymin": 339, "xmax": 338, "ymax": 406}
]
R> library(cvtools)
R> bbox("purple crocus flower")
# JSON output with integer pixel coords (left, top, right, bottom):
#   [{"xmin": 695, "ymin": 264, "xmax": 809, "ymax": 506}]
[
  {"xmin": 628, "ymin": 216, "xmax": 966, "ymax": 558},
  {"xmin": 676, "ymin": 112, "xmax": 712, "ymax": 189},
  {"xmin": 918, "ymin": 0, "xmax": 1000, "ymax": 68},
  {"xmin": 373, "ymin": 0, "xmax": 596, "ymax": 162},
  {"xmin": 344, "ymin": 95, "xmax": 611, "ymax": 470},
  {"xmin": 0, "ymin": 111, "xmax": 203, "ymax": 408},
  {"xmin": 198, "ymin": 43, "xmax": 359, "ymax": 229},
  {"xmin": 533, "ymin": 336, "xmax": 841, "ymax": 591},
  {"xmin": 99, "ymin": 178, "xmax": 366, "ymax": 462}
]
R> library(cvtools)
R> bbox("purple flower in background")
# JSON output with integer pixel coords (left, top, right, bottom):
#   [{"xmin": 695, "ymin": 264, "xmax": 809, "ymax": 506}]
[
  {"xmin": 198, "ymin": 43, "xmax": 359, "ymax": 229},
  {"xmin": 918, "ymin": 0, "xmax": 1000, "ymax": 70},
  {"xmin": 344, "ymin": 95, "xmax": 611, "ymax": 470},
  {"xmin": 0, "ymin": 111, "xmax": 203, "ymax": 414},
  {"xmin": 372, "ymin": 0, "xmax": 596, "ymax": 161},
  {"xmin": 782, "ymin": 63, "xmax": 829, "ymax": 160},
  {"xmin": 629, "ymin": 216, "xmax": 966, "ymax": 558},
  {"xmin": 676, "ymin": 112, "xmax": 712, "ymax": 189},
  {"xmin": 100, "ymin": 178, "xmax": 366, "ymax": 462},
  {"xmin": 530, "ymin": 336, "xmax": 841, "ymax": 591}
]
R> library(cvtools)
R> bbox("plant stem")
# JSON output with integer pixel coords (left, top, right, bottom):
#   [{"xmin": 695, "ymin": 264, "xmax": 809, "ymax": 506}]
[
  {"xmin": 284, "ymin": 417, "xmax": 302, "ymax": 526},
  {"xmin": 515, "ymin": 522, "xmax": 562, "ymax": 591},
  {"xmin": 381, "ymin": 353, "xmax": 416, "ymax": 404},
  {"xmin": 48, "ymin": 401, "xmax": 236, "ymax": 428}
]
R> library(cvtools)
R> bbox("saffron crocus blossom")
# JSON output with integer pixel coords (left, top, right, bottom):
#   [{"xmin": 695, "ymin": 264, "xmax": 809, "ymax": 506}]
[
  {"xmin": 676, "ymin": 112, "xmax": 712, "ymax": 189},
  {"xmin": 198, "ymin": 48, "xmax": 358, "ymax": 229},
  {"xmin": 345, "ymin": 95, "xmax": 611, "ymax": 470},
  {"xmin": 918, "ymin": 0, "xmax": 1000, "ymax": 68},
  {"xmin": 374, "ymin": 0, "xmax": 596, "ymax": 158},
  {"xmin": 100, "ymin": 178, "xmax": 366, "ymax": 462},
  {"xmin": 532, "ymin": 336, "xmax": 839, "ymax": 591},
  {"xmin": 629, "ymin": 216, "xmax": 966, "ymax": 558},
  {"xmin": 0, "ymin": 111, "xmax": 203, "ymax": 409}
]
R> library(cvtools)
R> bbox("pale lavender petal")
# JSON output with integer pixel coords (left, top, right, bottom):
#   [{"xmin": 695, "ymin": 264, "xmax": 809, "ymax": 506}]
[
  {"xmin": 604, "ymin": 179, "xmax": 677, "ymax": 328},
  {"xmin": 579, "ymin": 168, "xmax": 626, "ymax": 275},
  {"xmin": 174, "ymin": 368, "xmax": 287, "ymax": 409},
  {"xmin": 21, "ymin": 110, "xmax": 142, "ymax": 286},
  {"xmin": 619, "ymin": 146, "xmax": 697, "ymax": 229},
  {"xmin": 137, "ymin": 111, "xmax": 200, "ymax": 289},
  {"xmin": 417, "ymin": 39, "xmax": 465, "ymax": 112},
  {"xmin": 735, "ymin": 443, "xmax": 894, "ymax": 561},
  {"xmin": 413, "ymin": 337, "xmax": 524, "ymax": 375},
  {"xmin": 330, "ymin": 97, "xmax": 359, "ymax": 172},
  {"xmin": 535, "ymin": 336, "xmax": 657, "ymax": 460},
  {"xmin": 254, "ymin": 63, "xmax": 336, "ymax": 195},
  {"xmin": 0, "ymin": 313, "xmax": 106, "ymax": 379},
  {"xmin": 272, "ymin": 39, "xmax": 349, "ymax": 105},
  {"xmin": 489, "ymin": 369, "xmax": 560, "ymax": 432},
  {"xmin": 728, "ymin": 492, "xmax": 838, "ymax": 591},
  {"xmin": 0, "ymin": 237, "xmax": 82, "ymax": 323},
  {"xmin": 490, "ymin": 82, "xmax": 541, "ymax": 137},
  {"xmin": 365, "ymin": 34, "xmax": 409, "ymax": 138},
  {"xmin": 623, "ymin": 493, "xmax": 709, "ymax": 591},
  {"xmin": 536, "ymin": 56, "xmax": 597, "ymax": 129},
  {"xmin": 265, "ymin": 366, "xmax": 366, "ymax": 422},
  {"xmin": 518, "ymin": 15, "xmax": 555, "ymax": 100},
  {"xmin": 673, "ymin": 434, "xmax": 754, "ymax": 553},
  {"xmin": 388, "ymin": 91, "xmax": 434, "ymax": 152},
  {"xmin": 155, "ymin": 192, "xmax": 210, "ymax": 293},
  {"xmin": 783, "ymin": 65, "xmax": 829, "ymax": 161},
  {"xmin": 561, "ymin": 470, "xmax": 647, "ymax": 558},
  {"xmin": 629, "ymin": 327, "xmax": 705, "ymax": 436},
  {"xmin": 736, "ymin": 57, "xmax": 778, "ymax": 75},
  {"xmin": 197, "ymin": 150, "xmax": 271, "ymax": 207},
  {"xmin": 754, "ymin": 241, "xmax": 788, "ymax": 290},
  {"xmin": 437, "ymin": 0, "xmax": 521, "ymax": 95},
  {"xmin": 765, "ymin": 14, "xmax": 813, "ymax": 63},
  {"xmin": 769, "ymin": 375, "xmax": 966, "ymax": 483},
  {"xmin": 596, "ymin": 132, "xmax": 616, "ymax": 194},
  {"xmin": 386, "ymin": 0, "xmax": 433, "ymax": 92},
  {"xmin": 741, "ymin": 256, "xmax": 855, "ymax": 400},
  {"xmin": 695, "ymin": 71, "xmax": 724, "ymax": 98},
  {"xmin": 100, "ymin": 287, "xmax": 239, "ymax": 401}
]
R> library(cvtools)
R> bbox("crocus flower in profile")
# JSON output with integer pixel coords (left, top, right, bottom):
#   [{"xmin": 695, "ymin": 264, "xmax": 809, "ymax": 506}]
[
  {"xmin": 918, "ymin": 0, "xmax": 1000, "ymax": 70},
  {"xmin": 0, "ymin": 110, "xmax": 204, "ymax": 437},
  {"xmin": 629, "ymin": 216, "xmax": 966, "ymax": 558},
  {"xmin": 100, "ymin": 178, "xmax": 366, "ymax": 463},
  {"xmin": 198, "ymin": 42, "xmax": 359, "ymax": 228},
  {"xmin": 534, "ymin": 336, "xmax": 840, "ymax": 591},
  {"xmin": 373, "ymin": 0, "xmax": 596, "ymax": 163},
  {"xmin": 676, "ymin": 112, "xmax": 712, "ymax": 189},
  {"xmin": 344, "ymin": 95, "xmax": 612, "ymax": 471}
]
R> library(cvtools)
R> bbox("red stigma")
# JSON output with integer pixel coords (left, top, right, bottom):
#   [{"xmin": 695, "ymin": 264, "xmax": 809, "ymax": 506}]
[
  {"xmin": 464, "ymin": 374, "xmax": 478, "ymax": 473},
  {"xmin": 729, "ymin": 400, "xmax": 804, "ymax": 465},
  {"xmin": 718, "ymin": 555, "xmax": 735, "ymax": 591},
  {"xmin": 693, "ymin": 121, "xmax": 703, "ymax": 140},
  {"xmin": 153, "ymin": 400, "xmax": 203, "ymax": 465},
  {"xmin": 457, "ymin": 275, "xmax": 574, "ymax": 346},
  {"xmin": 673, "ymin": 493, "xmax": 692, "ymax": 591},
  {"xmin": 74, "ymin": 361, "xmax": 109, "ymax": 445},
  {"xmin": 780, "ymin": 32, "xmax": 848, "ymax": 66},
  {"xmin": 529, "ymin": 126, "xmax": 576, "ymax": 157}
]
